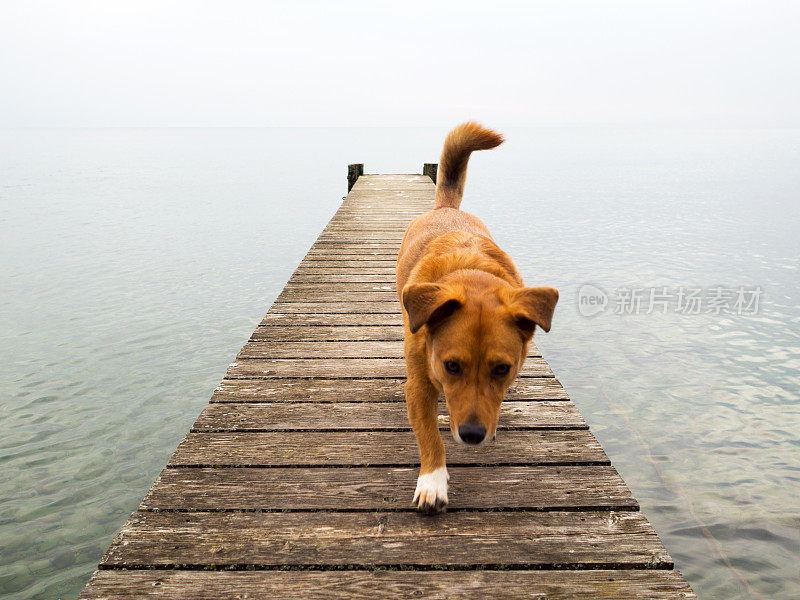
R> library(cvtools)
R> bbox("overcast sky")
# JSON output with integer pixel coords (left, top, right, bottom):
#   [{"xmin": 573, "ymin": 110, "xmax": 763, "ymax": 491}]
[{"xmin": 2, "ymin": 1, "xmax": 798, "ymax": 127}]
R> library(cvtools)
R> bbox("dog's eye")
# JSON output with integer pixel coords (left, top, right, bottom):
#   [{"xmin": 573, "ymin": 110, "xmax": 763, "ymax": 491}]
[
  {"xmin": 444, "ymin": 360, "xmax": 462, "ymax": 375},
  {"xmin": 492, "ymin": 364, "xmax": 511, "ymax": 378}
]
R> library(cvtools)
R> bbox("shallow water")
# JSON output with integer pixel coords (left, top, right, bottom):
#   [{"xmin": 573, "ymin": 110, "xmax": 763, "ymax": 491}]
[{"xmin": 1, "ymin": 127, "xmax": 798, "ymax": 599}]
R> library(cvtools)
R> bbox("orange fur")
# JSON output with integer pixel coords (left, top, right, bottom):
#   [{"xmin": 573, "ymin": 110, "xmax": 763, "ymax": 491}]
[
  {"xmin": 396, "ymin": 123, "xmax": 558, "ymax": 513},
  {"xmin": 435, "ymin": 121, "xmax": 504, "ymax": 209}
]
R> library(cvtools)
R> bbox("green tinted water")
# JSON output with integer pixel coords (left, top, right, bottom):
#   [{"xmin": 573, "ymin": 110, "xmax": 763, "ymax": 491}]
[{"xmin": 1, "ymin": 128, "xmax": 798, "ymax": 599}]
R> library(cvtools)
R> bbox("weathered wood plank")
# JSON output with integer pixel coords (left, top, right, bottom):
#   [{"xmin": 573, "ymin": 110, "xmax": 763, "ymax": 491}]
[
  {"xmin": 237, "ymin": 340, "xmax": 541, "ymax": 359},
  {"xmin": 319, "ymin": 234, "xmax": 403, "ymax": 240},
  {"xmin": 309, "ymin": 244, "xmax": 401, "ymax": 252},
  {"xmin": 293, "ymin": 267, "xmax": 397, "ymax": 275},
  {"xmin": 287, "ymin": 274, "xmax": 397, "ymax": 284},
  {"xmin": 303, "ymin": 251, "xmax": 399, "ymax": 258},
  {"xmin": 99, "ymin": 511, "xmax": 670, "ymax": 569},
  {"xmin": 141, "ymin": 466, "xmax": 632, "ymax": 511},
  {"xmin": 318, "ymin": 227, "xmax": 407, "ymax": 232},
  {"xmin": 168, "ymin": 430, "xmax": 607, "ymax": 466},
  {"xmin": 190, "ymin": 400, "xmax": 584, "ymax": 431},
  {"xmin": 263, "ymin": 313, "xmax": 402, "ymax": 326},
  {"xmin": 210, "ymin": 378, "xmax": 571, "ymax": 403},
  {"xmin": 328, "ymin": 213, "xmax": 420, "ymax": 218},
  {"xmin": 282, "ymin": 282, "xmax": 398, "ymax": 291},
  {"xmin": 239, "ymin": 340, "xmax": 408, "ymax": 359},
  {"xmin": 278, "ymin": 289, "xmax": 398, "ymax": 302},
  {"xmin": 300, "ymin": 261, "xmax": 398, "ymax": 269},
  {"xmin": 326, "ymin": 217, "xmax": 416, "ymax": 221},
  {"xmin": 326, "ymin": 218, "xmax": 412, "ymax": 223},
  {"xmin": 79, "ymin": 570, "xmax": 697, "ymax": 600},
  {"xmin": 325, "ymin": 213, "xmax": 415, "ymax": 218},
  {"xmin": 268, "ymin": 301, "xmax": 400, "ymax": 313},
  {"xmin": 313, "ymin": 240, "xmax": 405, "ymax": 246},
  {"xmin": 311, "ymin": 238, "xmax": 403, "ymax": 244},
  {"xmin": 250, "ymin": 325, "xmax": 405, "ymax": 341},
  {"xmin": 332, "ymin": 206, "xmax": 426, "ymax": 211},
  {"xmin": 328, "ymin": 213, "xmax": 421, "ymax": 218},
  {"xmin": 312, "ymin": 232, "xmax": 405, "ymax": 237},
  {"xmin": 225, "ymin": 357, "xmax": 553, "ymax": 379},
  {"xmin": 317, "ymin": 233, "xmax": 406, "ymax": 239}
]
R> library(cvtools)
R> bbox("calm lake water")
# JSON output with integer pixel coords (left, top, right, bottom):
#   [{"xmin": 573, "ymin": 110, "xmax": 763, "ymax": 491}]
[{"xmin": 1, "ymin": 127, "xmax": 798, "ymax": 599}]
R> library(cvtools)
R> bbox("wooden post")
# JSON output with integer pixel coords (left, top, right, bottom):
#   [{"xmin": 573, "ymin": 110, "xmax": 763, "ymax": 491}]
[
  {"xmin": 347, "ymin": 164, "xmax": 364, "ymax": 192},
  {"xmin": 423, "ymin": 163, "xmax": 438, "ymax": 183}
]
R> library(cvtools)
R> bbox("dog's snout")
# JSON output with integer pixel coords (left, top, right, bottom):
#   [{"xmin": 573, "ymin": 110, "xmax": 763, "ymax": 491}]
[{"xmin": 458, "ymin": 422, "xmax": 487, "ymax": 445}]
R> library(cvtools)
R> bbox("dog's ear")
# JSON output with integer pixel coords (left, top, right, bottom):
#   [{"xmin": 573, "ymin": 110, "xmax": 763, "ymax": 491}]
[
  {"xmin": 402, "ymin": 283, "xmax": 463, "ymax": 334},
  {"xmin": 506, "ymin": 286, "xmax": 559, "ymax": 337}
]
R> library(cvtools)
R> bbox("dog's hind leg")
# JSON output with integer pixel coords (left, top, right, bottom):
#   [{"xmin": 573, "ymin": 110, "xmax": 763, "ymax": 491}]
[{"xmin": 405, "ymin": 370, "xmax": 448, "ymax": 514}]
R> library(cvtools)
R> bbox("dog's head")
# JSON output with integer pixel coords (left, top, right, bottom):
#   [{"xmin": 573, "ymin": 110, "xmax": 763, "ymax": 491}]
[{"xmin": 403, "ymin": 271, "xmax": 558, "ymax": 446}]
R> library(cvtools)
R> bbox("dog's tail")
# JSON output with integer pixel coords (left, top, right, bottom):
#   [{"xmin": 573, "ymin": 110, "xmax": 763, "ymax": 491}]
[{"xmin": 434, "ymin": 122, "xmax": 504, "ymax": 210}]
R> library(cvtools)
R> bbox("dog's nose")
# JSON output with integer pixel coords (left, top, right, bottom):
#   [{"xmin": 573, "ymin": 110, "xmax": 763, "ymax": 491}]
[{"xmin": 458, "ymin": 422, "xmax": 487, "ymax": 445}]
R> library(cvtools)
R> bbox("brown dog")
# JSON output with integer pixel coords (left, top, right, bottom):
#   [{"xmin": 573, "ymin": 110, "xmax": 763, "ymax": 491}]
[{"xmin": 396, "ymin": 123, "xmax": 559, "ymax": 513}]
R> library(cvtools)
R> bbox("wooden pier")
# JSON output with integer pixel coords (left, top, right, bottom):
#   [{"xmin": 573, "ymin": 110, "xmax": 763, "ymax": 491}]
[{"xmin": 79, "ymin": 172, "xmax": 695, "ymax": 599}]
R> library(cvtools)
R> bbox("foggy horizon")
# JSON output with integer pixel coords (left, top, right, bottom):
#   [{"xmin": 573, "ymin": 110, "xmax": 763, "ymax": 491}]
[{"xmin": 3, "ymin": 1, "xmax": 798, "ymax": 129}]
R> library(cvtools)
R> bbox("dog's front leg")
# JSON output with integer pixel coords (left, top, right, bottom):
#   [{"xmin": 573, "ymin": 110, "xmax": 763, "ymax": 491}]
[{"xmin": 405, "ymin": 371, "xmax": 448, "ymax": 513}]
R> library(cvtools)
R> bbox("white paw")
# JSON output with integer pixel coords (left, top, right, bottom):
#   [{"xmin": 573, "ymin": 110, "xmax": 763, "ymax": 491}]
[{"xmin": 412, "ymin": 466, "xmax": 449, "ymax": 513}]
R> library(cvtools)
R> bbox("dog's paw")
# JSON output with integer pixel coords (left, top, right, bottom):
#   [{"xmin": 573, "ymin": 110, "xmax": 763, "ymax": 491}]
[{"xmin": 412, "ymin": 467, "xmax": 449, "ymax": 514}]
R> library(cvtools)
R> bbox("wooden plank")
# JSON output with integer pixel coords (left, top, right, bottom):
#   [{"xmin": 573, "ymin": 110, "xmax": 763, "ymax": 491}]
[
  {"xmin": 323, "ymin": 216, "xmax": 411, "ymax": 220},
  {"xmin": 287, "ymin": 274, "xmax": 396, "ymax": 284},
  {"xmin": 324, "ymin": 225, "xmax": 408, "ymax": 231},
  {"xmin": 311, "ymin": 229, "xmax": 401, "ymax": 234},
  {"xmin": 225, "ymin": 357, "xmax": 553, "ymax": 379},
  {"xmin": 314, "ymin": 238, "xmax": 405, "ymax": 245},
  {"xmin": 293, "ymin": 268, "xmax": 397, "ymax": 275},
  {"xmin": 168, "ymin": 430, "xmax": 607, "ymax": 466},
  {"xmin": 334, "ymin": 209, "xmax": 425, "ymax": 213},
  {"xmin": 312, "ymin": 234, "xmax": 404, "ymax": 239},
  {"xmin": 79, "ymin": 570, "xmax": 697, "ymax": 600},
  {"xmin": 330, "ymin": 208, "xmax": 425, "ymax": 213},
  {"xmin": 309, "ymin": 244, "xmax": 401, "ymax": 252},
  {"xmin": 303, "ymin": 252, "xmax": 399, "ymax": 258},
  {"xmin": 267, "ymin": 301, "xmax": 401, "ymax": 313},
  {"xmin": 300, "ymin": 261, "xmax": 397, "ymax": 268},
  {"xmin": 141, "ymin": 466, "xmax": 633, "ymax": 511},
  {"xmin": 311, "ymin": 239, "xmax": 403, "ymax": 245},
  {"xmin": 190, "ymin": 400, "xmax": 584, "ymax": 431},
  {"xmin": 327, "ymin": 215, "xmax": 418, "ymax": 220},
  {"xmin": 210, "ymin": 378, "xmax": 572, "ymax": 403},
  {"xmin": 278, "ymin": 290, "xmax": 398, "ymax": 302},
  {"xmin": 99, "ymin": 511, "xmax": 670, "ymax": 569},
  {"xmin": 320, "ymin": 233, "xmax": 404, "ymax": 238},
  {"xmin": 262, "ymin": 313, "xmax": 402, "ymax": 326},
  {"xmin": 323, "ymin": 224, "xmax": 411, "ymax": 228},
  {"xmin": 317, "ymin": 232, "xmax": 406, "ymax": 238},
  {"xmin": 237, "ymin": 340, "xmax": 542, "ymax": 359},
  {"xmin": 239, "ymin": 340, "xmax": 407, "ymax": 359},
  {"xmin": 281, "ymin": 283, "xmax": 398, "ymax": 292},
  {"xmin": 295, "ymin": 263, "xmax": 398, "ymax": 270},
  {"xmin": 250, "ymin": 325, "xmax": 406, "ymax": 341},
  {"xmin": 321, "ymin": 219, "xmax": 410, "ymax": 224}
]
